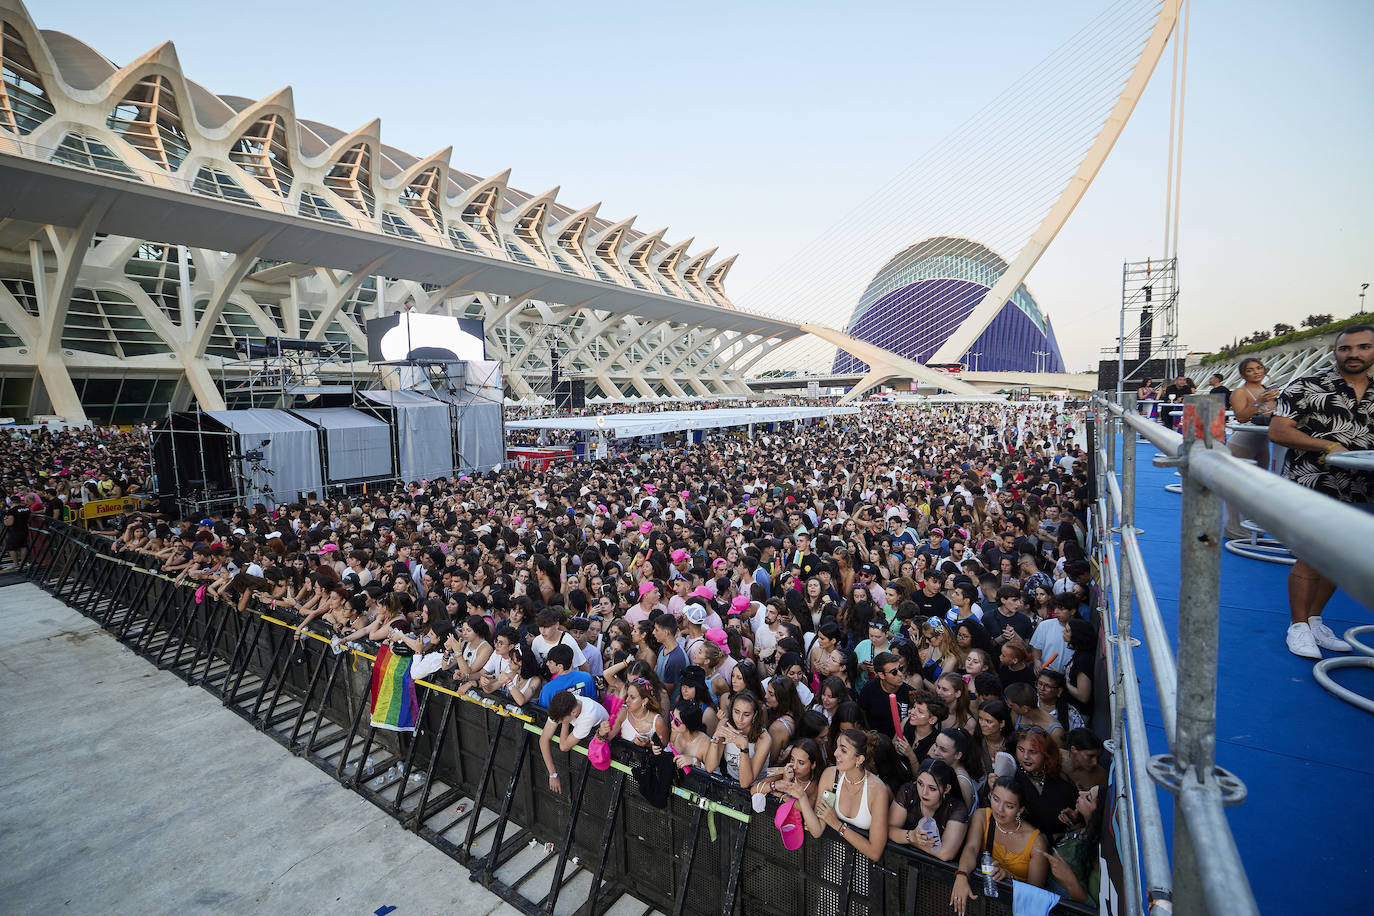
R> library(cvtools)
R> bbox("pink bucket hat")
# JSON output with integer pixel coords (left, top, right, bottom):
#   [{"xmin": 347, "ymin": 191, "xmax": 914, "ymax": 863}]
[
  {"xmin": 775, "ymin": 797, "xmax": 804, "ymax": 851},
  {"xmin": 587, "ymin": 736, "xmax": 611, "ymax": 771}
]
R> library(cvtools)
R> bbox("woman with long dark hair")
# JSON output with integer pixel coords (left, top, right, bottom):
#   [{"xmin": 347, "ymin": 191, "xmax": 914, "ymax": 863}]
[{"xmin": 887, "ymin": 758, "xmax": 969, "ymax": 862}]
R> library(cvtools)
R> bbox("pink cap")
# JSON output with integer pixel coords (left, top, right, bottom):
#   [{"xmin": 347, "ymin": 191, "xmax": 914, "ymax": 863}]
[
  {"xmin": 671, "ymin": 549, "xmax": 689, "ymax": 563},
  {"xmin": 775, "ymin": 797, "xmax": 804, "ymax": 850},
  {"xmin": 711, "ymin": 558, "xmax": 728, "ymax": 569},
  {"xmin": 638, "ymin": 581, "xmax": 658, "ymax": 597},
  {"xmin": 597, "ymin": 504, "xmax": 608, "ymax": 514},
  {"xmin": 622, "ymin": 519, "xmax": 636, "ymax": 529},
  {"xmin": 588, "ymin": 736, "xmax": 611, "ymax": 770},
  {"xmin": 511, "ymin": 516, "xmax": 523, "ymax": 525},
  {"xmin": 680, "ymin": 490, "xmax": 690, "ymax": 500},
  {"xmin": 639, "ymin": 521, "xmax": 654, "ymax": 534},
  {"xmin": 644, "ymin": 484, "xmax": 658, "ymax": 494},
  {"xmin": 690, "ymin": 586, "xmax": 715, "ymax": 600},
  {"xmin": 705, "ymin": 627, "xmax": 729, "ymax": 651},
  {"xmin": 730, "ymin": 595, "xmax": 750, "ymax": 613}
]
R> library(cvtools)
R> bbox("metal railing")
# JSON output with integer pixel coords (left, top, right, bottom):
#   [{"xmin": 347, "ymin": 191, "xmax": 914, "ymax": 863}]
[{"xmin": 1088, "ymin": 390, "xmax": 1374, "ymax": 916}]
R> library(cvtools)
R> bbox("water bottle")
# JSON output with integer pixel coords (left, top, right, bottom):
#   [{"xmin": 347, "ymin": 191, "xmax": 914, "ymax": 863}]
[
  {"xmin": 979, "ymin": 851, "xmax": 999, "ymax": 898},
  {"xmin": 916, "ymin": 815, "xmax": 941, "ymax": 850}
]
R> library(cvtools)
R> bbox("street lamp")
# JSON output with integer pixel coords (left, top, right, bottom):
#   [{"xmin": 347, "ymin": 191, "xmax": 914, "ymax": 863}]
[
  {"xmin": 1032, "ymin": 350, "xmax": 1050, "ymax": 373},
  {"xmin": 968, "ymin": 351, "xmax": 981, "ymax": 372},
  {"xmin": 1361, "ymin": 283, "xmax": 1369, "ymax": 315}
]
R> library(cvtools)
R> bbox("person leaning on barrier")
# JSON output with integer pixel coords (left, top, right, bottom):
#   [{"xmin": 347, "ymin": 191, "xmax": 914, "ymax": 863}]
[
  {"xmin": 1268, "ymin": 324, "xmax": 1374, "ymax": 659},
  {"xmin": 794, "ymin": 727, "xmax": 892, "ymax": 862},
  {"xmin": 539, "ymin": 688, "xmax": 609, "ymax": 796},
  {"xmin": 950, "ymin": 775, "xmax": 1050, "ymax": 915}
]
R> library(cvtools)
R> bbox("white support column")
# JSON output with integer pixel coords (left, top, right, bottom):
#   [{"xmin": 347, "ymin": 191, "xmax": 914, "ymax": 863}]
[{"xmin": 306, "ymin": 254, "xmax": 393, "ymax": 340}]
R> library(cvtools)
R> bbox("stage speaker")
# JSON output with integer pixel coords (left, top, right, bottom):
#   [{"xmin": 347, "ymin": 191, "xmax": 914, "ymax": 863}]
[{"xmin": 554, "ymin": 379, "xmax": 585, "ymax": 410}]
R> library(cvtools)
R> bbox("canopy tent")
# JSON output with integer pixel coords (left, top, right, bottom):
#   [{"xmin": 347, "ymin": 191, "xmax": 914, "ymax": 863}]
[
  {"xmin": 289, "ymin": 407, "xmax": 393, "ymax": 482},
  {"xmin": 359, "ymin": 390, "xmax": 453, "ymax": 483},
  {"xmin": 424, "ymin": 388, "xmax": 505, "ymax": 473},
  {"xmin": 505, "ymin": 405, "xmax": 858, "ymax": 440},
  {"xmin": 204, "ymin": 409, "xmax": 322, "ymax": 507}
]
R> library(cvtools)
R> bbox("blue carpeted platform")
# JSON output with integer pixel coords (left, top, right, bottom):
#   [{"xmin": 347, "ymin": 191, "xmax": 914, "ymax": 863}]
[{"xmin": 1119, "ymin": 436, "xmax": 1373, "ymax": 914}]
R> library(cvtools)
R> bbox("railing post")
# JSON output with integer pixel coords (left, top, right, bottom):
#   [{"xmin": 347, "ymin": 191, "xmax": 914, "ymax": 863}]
[
  {"xmin": 1119, "ymin": 392, "xmax": 1139, "ymax": 636},
  {"xmin": 1171, "ymin": 393, "xmax": 1228, "ymax": 914}
]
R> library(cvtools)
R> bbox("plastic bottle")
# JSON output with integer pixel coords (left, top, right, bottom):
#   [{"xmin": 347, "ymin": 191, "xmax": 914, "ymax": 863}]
[
  {"xmin": 979, "ymin": 852, "xmax": 999, "ymax": 898},
  {"xmin": 916, "ymin": 815, "xmax": 941, "ymax": 850}
]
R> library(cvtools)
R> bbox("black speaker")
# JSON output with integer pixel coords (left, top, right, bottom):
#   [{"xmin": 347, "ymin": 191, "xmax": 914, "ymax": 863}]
[{"xmin": 554, "ymin": 379, "xmax": 585, "ymax": 410}]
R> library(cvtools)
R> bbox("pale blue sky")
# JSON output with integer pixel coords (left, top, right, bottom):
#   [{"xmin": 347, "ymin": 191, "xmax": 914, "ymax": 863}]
[{"xmin": 35, "ymin": 0, "xmax": 1374, "ymax": 369}]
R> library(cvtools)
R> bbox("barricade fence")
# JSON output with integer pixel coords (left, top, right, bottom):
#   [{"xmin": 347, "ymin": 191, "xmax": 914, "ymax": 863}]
[{"xmin": 23, "ymin": 518, "xmax": 1094, "ymax": 916}]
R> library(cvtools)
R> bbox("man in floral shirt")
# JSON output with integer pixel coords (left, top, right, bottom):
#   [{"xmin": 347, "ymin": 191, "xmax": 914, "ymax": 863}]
[{"xmin": 1270, "ymin": 325, "xmax": 1374, "ymax": 659}]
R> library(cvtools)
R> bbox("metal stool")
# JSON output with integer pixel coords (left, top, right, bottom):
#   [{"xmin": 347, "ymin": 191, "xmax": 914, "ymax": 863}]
[
  {"xmin": 1314, "ymin": 625, "xmax": 1374, "ymax": 715},
  {"xmin": 1223, "ymin": 518, "xmax": 1296, "ymax": 565}
]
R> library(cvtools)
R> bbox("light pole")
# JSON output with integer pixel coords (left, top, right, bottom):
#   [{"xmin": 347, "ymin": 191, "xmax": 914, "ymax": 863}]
[
  {"xmin": 1361, "ymin": 283, "xmax": 1368, "ymax": 315},
  {"xmin": 968, "ymin": 351, "xmax": 981, "ymax": 372},
  {"xmin": 1033, "ymin": 350, "xmax": 1049, "ymax": 373}
]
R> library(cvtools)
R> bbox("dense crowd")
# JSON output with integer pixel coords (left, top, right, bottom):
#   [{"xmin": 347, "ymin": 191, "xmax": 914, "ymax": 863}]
[
  {"xmin": 63, "ymin": 400, "xmax": 1107, "ymax": 906},
  {"xmin": 1, "ymin": 424, "xmax": 152, "ymax": 561}
]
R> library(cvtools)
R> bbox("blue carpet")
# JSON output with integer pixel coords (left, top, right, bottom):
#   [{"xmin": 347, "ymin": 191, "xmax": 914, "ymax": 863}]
[{"xmin": 1117, "ymin": 436, "xmax": 1373, "ymax": 914}]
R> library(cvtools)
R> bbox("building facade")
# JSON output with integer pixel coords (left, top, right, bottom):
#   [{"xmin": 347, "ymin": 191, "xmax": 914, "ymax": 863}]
[
  {"xmin": 833, "ymin": 236, "xmax": 1065, "ymax": 375},
  {"xmin": 0, "ymin": 0, "xmax": 800, "ymax": 424}
]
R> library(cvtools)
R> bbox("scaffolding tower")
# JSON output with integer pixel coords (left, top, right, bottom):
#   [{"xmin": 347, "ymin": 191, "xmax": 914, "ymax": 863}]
[{"xmin": 1106, "ymin": 257, "xmax": 1187, "ymax": 395}]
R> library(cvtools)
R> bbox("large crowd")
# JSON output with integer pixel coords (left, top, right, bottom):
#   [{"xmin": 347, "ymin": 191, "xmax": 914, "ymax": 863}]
[
  {"xmin": 14, "ymin": 400, "xmax": 1107, "ymax": 907},
  {"xmin": 2, "ymin": 328, "xmax": 1369, "ymax": 913}
]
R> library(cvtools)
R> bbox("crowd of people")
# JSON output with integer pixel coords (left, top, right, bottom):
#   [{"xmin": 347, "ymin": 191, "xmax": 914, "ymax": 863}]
[
  {"xmin": 1, "ymin": 424, "xmax": 152, "ymax": 561},
  {"xmin": 47, "ymin": 400, "xmax": 1109, "ymax": 906}
]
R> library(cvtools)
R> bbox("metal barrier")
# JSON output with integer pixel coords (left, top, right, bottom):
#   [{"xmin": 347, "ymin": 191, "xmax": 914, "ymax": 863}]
[
  {"xmin": 23, "ymin": 518, "xmax": 1094, "ymax": 916},
  {"xmin": 1088, "ymin": 390, "xmax": 1374, "ymax": 916}
]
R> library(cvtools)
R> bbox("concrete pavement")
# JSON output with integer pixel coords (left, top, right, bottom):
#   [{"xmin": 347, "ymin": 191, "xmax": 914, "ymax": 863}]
[{"xmin": 0, "ymin": 582, "xmax": 518, "ymax": 916}]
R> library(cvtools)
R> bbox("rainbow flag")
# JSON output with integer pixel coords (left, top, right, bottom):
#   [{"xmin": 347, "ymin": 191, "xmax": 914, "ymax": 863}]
[{"xmin": 370, "ymin": 644, "xmax": 419, "ymax": 733}]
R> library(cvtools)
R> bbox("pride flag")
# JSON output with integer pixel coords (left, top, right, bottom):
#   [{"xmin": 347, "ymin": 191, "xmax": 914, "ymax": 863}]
[{"xmin": 370, "ymin": 644, "xmax": 419, "ymax": 733}]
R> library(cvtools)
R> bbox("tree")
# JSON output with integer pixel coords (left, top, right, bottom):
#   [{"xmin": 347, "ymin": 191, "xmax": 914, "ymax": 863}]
[
  {"xmin": 1273, "ymin": 322, "xmax": 1295, "ymax": 336},
  {"xmin": 1250, "ymin": 330, "xmax": 1271, "ymax": 343},
  {"xmin": 1301, "ymin": 314, "xmax": 1333, "ymax": 329}
]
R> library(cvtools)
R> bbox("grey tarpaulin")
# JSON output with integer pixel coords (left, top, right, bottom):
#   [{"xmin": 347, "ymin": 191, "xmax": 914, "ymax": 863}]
[
  {"xmin": 358, "ymin": 390, "xmax": 453, "ymax": 483},
  {"xmin": 205, "ymin": 409, "xmax": 322, "ymax": 507},
  {"xmin": 289, "ymin": 407, "xmax": 392, "ymax": 482},
  {"xmin": 428, "ymin": 388, "xmax": 504, "ymax": 473}
]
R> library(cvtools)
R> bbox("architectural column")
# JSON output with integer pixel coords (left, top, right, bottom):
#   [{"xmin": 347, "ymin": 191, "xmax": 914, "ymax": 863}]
[{"xmin": 29, "ymin": 202, "xmax": 112, "ymax": 423}]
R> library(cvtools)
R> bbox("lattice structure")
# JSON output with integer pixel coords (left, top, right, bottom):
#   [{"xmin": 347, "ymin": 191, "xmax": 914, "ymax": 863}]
[{"xmin": 0, "ymin": 0, "xmax": 791, "ymax": 422}]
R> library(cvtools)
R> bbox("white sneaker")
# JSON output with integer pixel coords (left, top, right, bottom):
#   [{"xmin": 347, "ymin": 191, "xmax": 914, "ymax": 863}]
[
  {"xmin": 1286, "ymin": 623, "xmax": 1321, "ymax": 660},
  {"xmin": 1309, "ymin": 618, "xmax": 1351, "ymax": 652}
]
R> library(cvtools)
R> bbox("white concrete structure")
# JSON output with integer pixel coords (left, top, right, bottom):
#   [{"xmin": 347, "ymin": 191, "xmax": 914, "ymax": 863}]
[{"xmin": 0, "ymin": 0, "xmax": 824, "ymax": 422}]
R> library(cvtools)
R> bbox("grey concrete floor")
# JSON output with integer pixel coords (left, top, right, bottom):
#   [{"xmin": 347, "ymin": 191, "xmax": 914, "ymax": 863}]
[{"xmin": 0, "ymin": 583, "xmax": 519, "ymax": 916}]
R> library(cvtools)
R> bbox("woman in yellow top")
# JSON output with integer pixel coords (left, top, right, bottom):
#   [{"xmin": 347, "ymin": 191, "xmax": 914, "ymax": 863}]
[{"xmin": 950, "ymin": 779, "xmax": 1050, "ymax": 915}]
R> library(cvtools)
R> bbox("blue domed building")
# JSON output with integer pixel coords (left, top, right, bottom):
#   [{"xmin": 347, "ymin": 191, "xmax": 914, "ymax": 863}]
[{"xmin": 833, "ymin": 236, "xmax": 1065, "ymax": 374}]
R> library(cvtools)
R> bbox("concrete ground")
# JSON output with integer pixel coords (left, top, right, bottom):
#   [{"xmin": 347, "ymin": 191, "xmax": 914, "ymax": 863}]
[{"xmin": 0, "ymin": 583, "xmax": 518, "ymax": 916}]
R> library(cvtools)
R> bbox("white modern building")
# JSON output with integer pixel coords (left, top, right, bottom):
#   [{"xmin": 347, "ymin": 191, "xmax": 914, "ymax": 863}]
[{"xmin": 0, "ymin": 0, "xmax": 810, "ymax": 423}]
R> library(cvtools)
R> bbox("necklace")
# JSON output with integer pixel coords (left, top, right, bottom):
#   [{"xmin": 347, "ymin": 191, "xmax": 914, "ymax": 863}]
[
  {"xmin": 842, "ymin": 770, "xmax": 865, "ymax": 786},
  {"xmin": 995, "ymin": 815, "xmax": 1022, "ymax": 836}
]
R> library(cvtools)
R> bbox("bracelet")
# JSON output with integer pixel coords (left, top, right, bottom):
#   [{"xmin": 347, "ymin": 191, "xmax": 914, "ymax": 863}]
[
  {"xmin": 548, "ymin": 773, "xmax": 558, "ymax": 780},
  {"xmin": 906, "ymin": 828, "xmax": 913, "ymax": 844},
  {"xmin": 955, "ymin": 869, "xmax": 969, "ymax": 879}
]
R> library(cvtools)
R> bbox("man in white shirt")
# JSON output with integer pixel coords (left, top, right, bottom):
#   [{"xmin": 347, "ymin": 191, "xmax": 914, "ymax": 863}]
[
  {"xmin": 539, "ymin": 689, "xmax": 608, "ymax": 796},
  {"xmin": 530, "ymin": 609, "xmax": 589, "ymax": 671}
]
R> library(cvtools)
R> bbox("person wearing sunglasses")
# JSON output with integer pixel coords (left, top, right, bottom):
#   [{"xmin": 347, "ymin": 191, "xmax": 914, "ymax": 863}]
[{"xmin": 856, "ymin": 651, "xmax": 913, "ymax": 740}]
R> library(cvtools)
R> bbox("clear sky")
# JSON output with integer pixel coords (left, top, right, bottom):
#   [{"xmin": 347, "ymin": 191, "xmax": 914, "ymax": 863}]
[{"xmin": 33, "ymin": 0, "xmax": 1374, "ymax": 370}]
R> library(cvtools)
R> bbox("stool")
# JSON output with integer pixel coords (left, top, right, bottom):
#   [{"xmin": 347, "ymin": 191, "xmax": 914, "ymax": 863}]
[
  {"xmin": 1314, "ymin": 625, "xmax": 1374, "ymax": 715},
  {"xmin": 1223, "ymin": 518, "xmax": 1295, "ymax": 565}
]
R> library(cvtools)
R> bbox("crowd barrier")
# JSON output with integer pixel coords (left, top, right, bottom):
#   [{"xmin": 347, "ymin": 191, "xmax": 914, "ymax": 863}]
[{"xmin": 20, "ymin": 519, "xmax": 1095, "ymax": 916}]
